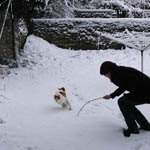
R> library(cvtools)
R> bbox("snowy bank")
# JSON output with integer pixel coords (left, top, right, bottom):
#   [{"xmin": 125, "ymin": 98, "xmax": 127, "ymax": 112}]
[{"xmin": 0, "ymin": 35, "xmax": 150, "ymax": 150}]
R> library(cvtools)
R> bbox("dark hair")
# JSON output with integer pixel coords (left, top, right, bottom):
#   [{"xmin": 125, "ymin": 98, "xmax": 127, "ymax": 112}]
[{"xmin": 100, "ymin": 61, "xmax": 117, "ymax": 75}]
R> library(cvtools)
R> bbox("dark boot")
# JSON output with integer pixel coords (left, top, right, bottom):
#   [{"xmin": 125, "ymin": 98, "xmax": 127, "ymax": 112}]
[
  {"xmin": 123, "ymin": 128, "xmax": 139, "ymax": 137},
  {"xmin": 139, "ymin": 125, "xmax": 150, "ymax": 131}
]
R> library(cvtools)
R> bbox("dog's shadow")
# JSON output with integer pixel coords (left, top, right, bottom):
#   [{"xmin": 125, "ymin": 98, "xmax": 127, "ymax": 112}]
[{"xmin": 44, "ymin": 105, "xmax": 68, "ymax": 114}]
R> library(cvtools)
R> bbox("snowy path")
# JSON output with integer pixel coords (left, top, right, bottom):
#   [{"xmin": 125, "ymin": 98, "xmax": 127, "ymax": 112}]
[{"xmin": 0, "ymin": 35, "xmax": 150, "ymax": 150}]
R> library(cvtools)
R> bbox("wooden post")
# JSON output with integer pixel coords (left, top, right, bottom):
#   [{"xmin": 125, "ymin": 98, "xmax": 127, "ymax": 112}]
[
  {"xmin": 73, "ymin": 0, "xmax": 75, "ymax": 8},
  {"xmin": 10, "ymin": 1, "xmax": 20, "ymax": 67},
  {"xmin": 141, "ymin": 50, "xmax": 144, "ymax": 73},
  {"xmin": 10, "ymin": 2, "xmax": 16, "ymax": 60}
]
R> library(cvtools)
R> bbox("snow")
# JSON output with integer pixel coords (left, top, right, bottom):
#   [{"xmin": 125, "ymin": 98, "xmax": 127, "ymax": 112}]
[
  {"xmin": 74, "ymin": 8, "xmax": 115, "ymax": 12},
  {"xmin": 0, "ymin": 35, "xmax": 150, "ymax": 150},
  {"xmin": 33, "ymin": 18, "xmax": 150, "ymax": 22}
]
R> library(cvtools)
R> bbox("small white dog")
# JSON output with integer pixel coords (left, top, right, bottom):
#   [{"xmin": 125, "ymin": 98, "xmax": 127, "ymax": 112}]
[{"xmin": 54, "ymin": 87, "xmax": 72, "ymax": 110}]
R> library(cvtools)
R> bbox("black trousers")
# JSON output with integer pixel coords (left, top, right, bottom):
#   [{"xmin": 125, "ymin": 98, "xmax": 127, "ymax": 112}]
[{"xmin": 118, "ymin": 94, "xmax": 150, "ymax": 130}]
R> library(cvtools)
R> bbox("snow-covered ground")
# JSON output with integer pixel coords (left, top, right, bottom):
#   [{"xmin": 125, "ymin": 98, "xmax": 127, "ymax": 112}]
[{"xmin": 0, "ymin": 35, "xmax": 150, "ymax": 150}]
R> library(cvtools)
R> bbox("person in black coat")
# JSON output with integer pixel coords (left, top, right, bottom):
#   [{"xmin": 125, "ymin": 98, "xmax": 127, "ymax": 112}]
[{"xmin": 100, "ymin": 61, "xmax": 150, "ymax": 137}]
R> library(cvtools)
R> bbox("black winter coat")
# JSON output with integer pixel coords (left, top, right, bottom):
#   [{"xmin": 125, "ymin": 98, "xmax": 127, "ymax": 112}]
[{"xmin": 110, "ymin": 66, "xmax": 150, "ymax": 99}]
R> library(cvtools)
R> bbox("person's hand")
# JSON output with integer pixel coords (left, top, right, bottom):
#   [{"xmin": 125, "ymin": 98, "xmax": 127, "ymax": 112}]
[{"xmin": 103, "ymin": 95, "xmax": 111, "ymax": 100}]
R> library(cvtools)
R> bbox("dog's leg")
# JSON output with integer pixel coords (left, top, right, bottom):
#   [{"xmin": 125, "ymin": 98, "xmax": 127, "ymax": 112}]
[
  {"xmin": 62, "ymin": 103, "xmax": 67, "ymax": 108},
  {"xmin": 66, "ymin": 99, "xmax": 72, "ymax": 110}
]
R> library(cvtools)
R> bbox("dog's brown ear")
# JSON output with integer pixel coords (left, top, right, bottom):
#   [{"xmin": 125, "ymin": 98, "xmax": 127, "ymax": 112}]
[
  {"xmin": 54, "ymin": 95, "xmax": 60, "ymax": 101},
  {"xmin": 59, "ymin": 87, "xmax": 65, "ymax": 91}
]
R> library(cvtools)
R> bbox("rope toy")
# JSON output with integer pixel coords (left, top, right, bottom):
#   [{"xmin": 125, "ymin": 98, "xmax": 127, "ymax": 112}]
[{"xmin": 77, "ymin": 97, "xmax": 103, "ymax": 116}]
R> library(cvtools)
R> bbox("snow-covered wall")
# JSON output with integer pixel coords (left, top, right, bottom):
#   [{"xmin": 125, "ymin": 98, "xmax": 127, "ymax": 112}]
[
  {"xmin": 74, "ymin": 9, "xmax": 117, "ymax": 18},
  {"xmin": 30, "ymin": 18, "xmax": 150, "ymax": 50}
]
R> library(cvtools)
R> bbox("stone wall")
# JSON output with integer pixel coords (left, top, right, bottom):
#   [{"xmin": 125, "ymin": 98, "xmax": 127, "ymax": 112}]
[{"xmin": 30, "ymin": 18, "xmax": 150, "ymax": 50}]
